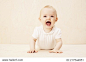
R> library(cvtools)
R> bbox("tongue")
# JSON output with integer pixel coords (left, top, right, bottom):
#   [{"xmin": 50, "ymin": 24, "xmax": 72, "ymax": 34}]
[{"xmin": 46, "ymin": 23, "xmax": 51, "ymax": 26}]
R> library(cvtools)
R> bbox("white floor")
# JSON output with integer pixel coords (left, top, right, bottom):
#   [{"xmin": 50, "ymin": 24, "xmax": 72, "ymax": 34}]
[{"xmin": 0, "ymin": 44, "xmax": 86, "ymax": 57}]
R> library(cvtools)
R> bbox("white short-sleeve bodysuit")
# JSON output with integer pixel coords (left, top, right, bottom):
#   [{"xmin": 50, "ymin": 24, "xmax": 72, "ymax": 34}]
[{"xmin": 32, "ymin": 25, "xmax": 61, "ymax": 50}]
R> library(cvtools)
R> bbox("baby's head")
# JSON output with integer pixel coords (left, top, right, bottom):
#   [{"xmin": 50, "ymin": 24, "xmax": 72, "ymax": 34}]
[{"xmin": 39, "ymin": 5, "xmax": 58, "ymax": 29}]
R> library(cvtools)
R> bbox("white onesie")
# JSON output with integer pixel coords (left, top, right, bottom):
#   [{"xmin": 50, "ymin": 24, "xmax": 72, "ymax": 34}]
[{"xmin": 32, "ymin": 25, "xmax": 61, "ymax": 50}]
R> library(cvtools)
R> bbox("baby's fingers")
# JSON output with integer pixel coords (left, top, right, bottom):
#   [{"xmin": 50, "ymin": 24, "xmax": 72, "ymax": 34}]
[
  {"xmin": 49, "ymin": 50, "xmax": 55, "ymax": 53},
  {"xmin": 27, "ymin": 51, "xmax": 30, "ymax": 53},
  {"xmin": 27, "ymin": 51, "xmax": 34, "ymax": 53},
  {"xmin": 27, "ymin": 50, "xmax": 38, "ymax": 53},
  {"xmin": 49, "ymin": 50, "xmax": 63, "ymax": 53},
  {"xmin": 35, "ymin": 50, "xmax": 38, "ymax": 53},
  {"xmin": 57, "ymin": 50, "xmax": 63, "ymax": 53}
]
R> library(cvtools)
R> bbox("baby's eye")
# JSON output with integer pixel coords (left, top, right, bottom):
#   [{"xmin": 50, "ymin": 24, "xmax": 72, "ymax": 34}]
[
  {"xmin": 43, "ymin": 16, "xmax": 47, "ymax": 17},
  {"xmin": 51, "ymin": 16, "xmax": 54, "ymax": 17}
]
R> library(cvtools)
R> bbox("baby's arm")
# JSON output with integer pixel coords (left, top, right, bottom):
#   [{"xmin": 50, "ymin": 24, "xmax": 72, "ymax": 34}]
[
  {"xmin": 49, "ymin": 38, "xmax": 63, "ymax": 53},
  {"xmin": 27, "ymin": 38, "xmax": 38, "ymax": 53}
]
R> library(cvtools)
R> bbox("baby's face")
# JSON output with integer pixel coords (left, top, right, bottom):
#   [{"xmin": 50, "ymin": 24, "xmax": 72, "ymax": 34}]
[{"xmin": 39, "ymin": 8, "xmax": 57, "ymax": 29}]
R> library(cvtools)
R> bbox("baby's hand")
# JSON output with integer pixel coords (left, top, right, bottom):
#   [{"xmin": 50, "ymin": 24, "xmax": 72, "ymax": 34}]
[
  {"xmin": 49, "ymin": 50, "xmax": 63, "ymax": 53},
  {"xmin": 27, "ymin": 50, "xmax": 38, "ymax": 53}
]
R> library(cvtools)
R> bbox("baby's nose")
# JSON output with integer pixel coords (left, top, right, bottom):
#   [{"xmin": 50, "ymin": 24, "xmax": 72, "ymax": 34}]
[{"xmin": 47, "ymin": 16, "xmax": 50, "ymax": 20}]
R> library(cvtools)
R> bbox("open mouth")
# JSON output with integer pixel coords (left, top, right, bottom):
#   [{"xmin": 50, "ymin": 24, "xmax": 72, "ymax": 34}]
[{"xmin": 46, "ymin": 21, "xmax": 51, "ymax": 26}]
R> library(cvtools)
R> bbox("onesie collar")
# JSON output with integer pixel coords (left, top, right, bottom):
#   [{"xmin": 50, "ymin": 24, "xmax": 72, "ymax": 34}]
[{"xmin": 41, "ymin": 25, "xmax": 55, "ymax": 34}]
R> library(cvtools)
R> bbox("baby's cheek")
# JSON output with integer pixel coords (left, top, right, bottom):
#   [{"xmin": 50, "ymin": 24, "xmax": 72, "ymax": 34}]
[{"xmin": 51, "ymin": 22, "xmax": 55, "ymax": 25}]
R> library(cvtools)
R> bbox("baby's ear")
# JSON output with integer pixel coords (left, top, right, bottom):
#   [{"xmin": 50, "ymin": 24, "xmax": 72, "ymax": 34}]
[
  {"xmin": 55, "ymin": 17, "xmax": 58, "ymax": 22},
  {"xmin": 38, "ymin": 18, "xmax": 41, "ymax": 21}
]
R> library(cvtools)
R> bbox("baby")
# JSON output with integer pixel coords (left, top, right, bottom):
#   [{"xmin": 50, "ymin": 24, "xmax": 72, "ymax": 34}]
[{"xmin": 27, "ymin": 5, "xmax": 63, "ymax": 53}]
